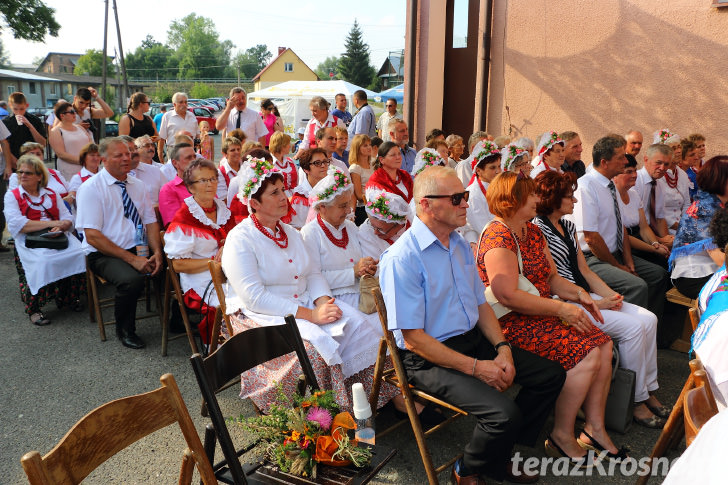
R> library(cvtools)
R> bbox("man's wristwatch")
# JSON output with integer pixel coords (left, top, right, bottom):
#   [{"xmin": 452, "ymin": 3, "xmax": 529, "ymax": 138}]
[{"xmin": 494, "ymin": 341, "xmax": 512, "ymax": 352}]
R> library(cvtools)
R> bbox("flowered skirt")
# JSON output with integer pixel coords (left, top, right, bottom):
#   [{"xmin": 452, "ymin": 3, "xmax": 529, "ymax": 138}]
[
  {"xmin": 230, "ymin": 312, "xmax": 399, "ymax": 414},
  {"xmin": 14, "ymin": 247, "xmax": 86, "ymax": 315}
]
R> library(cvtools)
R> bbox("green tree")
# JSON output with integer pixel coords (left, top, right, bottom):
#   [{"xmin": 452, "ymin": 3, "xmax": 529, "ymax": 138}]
[
  {"xmin": 338, "ymin": 20, "xmax": 375, "ymax": 88},
  {"xmin": 230, "ymin": 44, "xmax": 272, "ymax": 79},
  {"xmin": 167, "ymin": 14, "xmax": 233, "ymax": 79},
  {"xmin": 125, "ymin": 35, "xmax": 176, "ymax": 79},
  {"xmin": 315, "ymin": 56, "xmax": 340, "ymax": 80},
  {"xmin": 0, "ymin": 39, "xmax": 9, "ymax": 68},
  {"xmin": 0, "ymin": 0, "xmax": 60, "ymax": 42},
  {"xmin": 74, "ymin": 49, "xmax": 115, "ymax": 76},
  {"xmin": 189, "ymin": 82, "xmax": 218, "ymax": 99}
]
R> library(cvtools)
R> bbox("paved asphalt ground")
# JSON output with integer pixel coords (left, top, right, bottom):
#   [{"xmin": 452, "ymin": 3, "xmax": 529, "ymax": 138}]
[{"xmin": 0, "ymin": 129, "xmax": 690, "ymax": 484}]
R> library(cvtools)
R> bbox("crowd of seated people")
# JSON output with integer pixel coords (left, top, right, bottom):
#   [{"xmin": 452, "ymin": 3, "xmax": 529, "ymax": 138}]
[{"xmin": 7, "ymin": 85, "xmax": 728, "ymax": 483}]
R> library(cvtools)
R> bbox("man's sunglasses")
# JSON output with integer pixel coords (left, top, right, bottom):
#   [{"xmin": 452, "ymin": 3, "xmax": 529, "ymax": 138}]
[{"xmin": 424, "ymin": 191, "xmax": 470, "ymax": 206}]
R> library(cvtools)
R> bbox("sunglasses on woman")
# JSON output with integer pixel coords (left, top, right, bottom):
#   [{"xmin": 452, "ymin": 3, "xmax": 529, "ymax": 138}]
[{"xmin": 424, "ymin": 191, "xmax": 470, "ymax": 206}]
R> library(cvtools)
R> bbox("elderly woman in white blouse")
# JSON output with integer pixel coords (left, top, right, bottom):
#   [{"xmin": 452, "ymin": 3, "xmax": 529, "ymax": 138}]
[
  {"xmin": 358, "ymin": 187, "xmax": 410, "ymax": 261},
  {"xmin": 301, "ymin": 167, "xmax": 376, "ymax": 308},
  {"xmin": 222, "ymin": 157, "xmax": 396, "ymax": 413}
]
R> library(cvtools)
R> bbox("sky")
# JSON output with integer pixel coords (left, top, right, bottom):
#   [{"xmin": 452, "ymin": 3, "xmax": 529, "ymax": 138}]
[{"xmin": 1, "ymin": 0, "xmax": 406, "ymax": 74}]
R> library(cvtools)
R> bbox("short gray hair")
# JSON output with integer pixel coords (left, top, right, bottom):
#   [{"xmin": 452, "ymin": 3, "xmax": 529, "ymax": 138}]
[
  {"xmin": 172, "ymin": 92, "xmax": 188, "ymax": 104},
  {"xmin": 514, "ymin": 136, "xmax": 534, "ymax": 151},
  {"xmin": 99, "ymin": 137, "xmax": 126, "ymax": 158},
  {"xmin": 118, "ymin": 134, "xmax": 134, "ymax": 143},
  {"xmin": 134, "ymin": 134, "xmax": 152, "ymax": 147},
  {"xmin": 387, "ymin": 117, "xmax": 405, "ymax": 134},
  {"xmin": 170, "ymin": 142, "xmax": 193, "ymax": 162},
  {"xmin": 468, "ymin": 131, "xmax": 488, "ymax": 152},
  {"xmin": 229, "ymin": 86, "xmax": 246, "ymax": 98},
  {"xmin": 413, "ymin": 166, "xmax": 457, "ymax": 216},
  {"xmin": 309, "ymin": 96, "xmax": 329, "ymax": 111},
  {"xmin": 644, "ymin": 143, "xmax": 673, "ymax": 159}
]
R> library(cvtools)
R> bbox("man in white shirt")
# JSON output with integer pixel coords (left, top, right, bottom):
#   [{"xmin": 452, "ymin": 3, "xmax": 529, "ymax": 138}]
[
  {"xmin": 574, "ymin": 135, "xmax": 669, "ymax": 321},
  {"xmin": 76, "ymin": 137, "xmax": 162, "ymax": 349},
  {"xmin": 376, "ymin": 99, "xmax": 400, "ymax": 142},
  {"xmin": 215, "ymin": 87, "xmax": 267, "ymax": 144},
  {"xmin": 634, "ymin": 144, "xmax": 674, "ymax": 247},
  {"xmin": 157, "ymin": 92, "xmax": 200, "ymax": 162},
  {"xmin": 122, "ymin": 136, "xmax": 165, "ymax": 206}
]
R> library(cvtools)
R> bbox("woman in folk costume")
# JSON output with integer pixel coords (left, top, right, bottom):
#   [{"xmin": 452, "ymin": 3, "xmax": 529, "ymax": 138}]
[
  {"xmin": 357, "ymin": 187, "xmax": 411, "ymax": 263},
  {"xmin": 301, "ymin": 166, "xmax": 377, "ymax": 308},
  {"xmin": 163, "ymin": 159, "xmax": 237, "ymax": 346},
  {"xmin": 407, "ymin": 147, "xmax": 448, "ymax": 215},
  {"xmin": 4, "ymin": 154, "xmax": 86, "ymax": 326},
  {"xmin": 221, "ymin": 156, "xmax": 397, "ymax": 412},
  {"xmin": 530, "ymin": 131, "xmax": 566, "ymax": 178},
  {"xmin": 366, "ymin": 141, "xmax": 414, "ymax": 205},
  {"xmin": 460, "ymin": 141, "xmax": 502, "ymax": 246},
  {"xmin": 288, "ymin": 148, "xmax": 330, "ymax": 229}
]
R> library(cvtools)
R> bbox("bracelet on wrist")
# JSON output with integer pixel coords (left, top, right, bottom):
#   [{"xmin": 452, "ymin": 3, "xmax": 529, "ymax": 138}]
[
  {"xmin": 494, "ymin": 341, "xmax": 512, "ymax": 352},
  {"xmin": 471, "ymin": 357, "xmax": 477, "ymax": 376}
]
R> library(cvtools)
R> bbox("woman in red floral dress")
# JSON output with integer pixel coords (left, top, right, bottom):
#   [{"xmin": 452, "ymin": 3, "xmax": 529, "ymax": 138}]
[{"xmin": 477, "ymin": 171, "xmax": 626, "ymax": 464}]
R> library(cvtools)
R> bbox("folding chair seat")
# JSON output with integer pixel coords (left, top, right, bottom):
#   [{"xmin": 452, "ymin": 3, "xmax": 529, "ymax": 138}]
[
  {"xmin": 190, "ymin": 314, "xmax": 318, "ymax": 484},
  {"xmin": 21, "ymin": 373, "xmax": 216, "ymax": 485},
  {"xmin": 85, "ymin": 255, "xmax": 163, "ymax": 345},
  {"xmin": 368, "ymin": 287, "xmax": 468, "ymax": 485}
]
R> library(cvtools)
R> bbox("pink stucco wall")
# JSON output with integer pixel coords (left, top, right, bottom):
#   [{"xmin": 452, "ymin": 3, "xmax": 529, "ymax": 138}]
[{"xmin": 487, "ymin": 0, "xmax": 728, "ymax": 161}]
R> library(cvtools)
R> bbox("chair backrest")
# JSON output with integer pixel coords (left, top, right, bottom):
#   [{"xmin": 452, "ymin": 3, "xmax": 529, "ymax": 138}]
[
  {"xmin": 21, "ymin": 374, "xmax": 216, "ymax": 485},
  {"xmin": 190, "ymin": 314, "xmax": 319, "ymax": 484},
  {"xmin": 684, "ymin": 359, "xmax": 719, "ymax": 446},
  {"xmin": 208, "ymin": 260, "xmax": 233, "ymax": 337}
]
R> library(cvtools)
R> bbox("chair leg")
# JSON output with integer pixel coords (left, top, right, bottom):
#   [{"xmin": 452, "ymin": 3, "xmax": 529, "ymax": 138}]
[
  {"xmin": 87, "ymin": 268, "xmax": 106, "ymax": 341},
  {"xmin": 179, "ymin": 449, "xmax": 196, "ymax": 484},
  {"xmin": 208, "ymin": 309, "xmax": 222, "ymax": 355},
  {"xmin": 369, "ymin": 338, "xmax": 387, "ymax": 413},
  {"xmin": 86, "ymin": 270, "xmax": 95, "ymax": 323},
  {"xmin": 162, "ymin": 270, "xmax": 171, "ymax": 357}
]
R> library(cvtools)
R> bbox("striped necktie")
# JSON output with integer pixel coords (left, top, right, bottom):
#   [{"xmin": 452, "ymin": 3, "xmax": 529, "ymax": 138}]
[
  {"xmin": 114, "ymin": 180, "xmax": 142, "ymax": 228},
  {"xmin": 608, "ymin": 180, "xmax": 623, "ymax": 252}
]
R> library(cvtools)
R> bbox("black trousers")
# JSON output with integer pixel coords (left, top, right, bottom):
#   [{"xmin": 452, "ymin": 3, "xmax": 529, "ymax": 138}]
[
  {"xmin": 673, "ymin": 275, "xmax": 714, "ymax": 300},
  {"xmin": 87, "ymin": 249, "xmax": 146, "ymax": 335},
  {"xmin": 400, "ymin": 327, "xmax": 565, "ymax": 480}
]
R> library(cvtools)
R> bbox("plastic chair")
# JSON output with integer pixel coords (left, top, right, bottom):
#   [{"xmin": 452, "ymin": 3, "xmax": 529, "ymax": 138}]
[{"xmin": 21, "ymin": 373, "xmax": 216, "ymax": 485}]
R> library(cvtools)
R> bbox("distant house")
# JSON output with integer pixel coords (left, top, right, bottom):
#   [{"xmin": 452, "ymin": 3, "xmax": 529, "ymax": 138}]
[
  {"xmin": 377, "ymin": 50, "xmax": 404, "ymax": 90},
  {"xmin": 36, "ymin": 53, "xmax": 82, "ymax": 75},
  {"xmin": 252, "ymin": 48, "xmax": 318, "ymax": 92}
]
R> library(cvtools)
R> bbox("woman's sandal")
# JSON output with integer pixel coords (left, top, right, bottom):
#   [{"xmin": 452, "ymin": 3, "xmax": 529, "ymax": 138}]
[
  {"xmin": 645, "ymin": 402, "xmax": 672, "ymax": 419},
  {"xmin": 633, "ymin": 414, "xmax": 666, "ymax": 429},
  {"xmin": 30, "ymin": 312, "xmax": 51, "ymax": 326},
  {"xmin": 577, "ymin": 430, "xmax": 629, "ymax": 461},
  {"xmin": 544, "ymin": 434, "xmax": 593, "ymax": 469}
]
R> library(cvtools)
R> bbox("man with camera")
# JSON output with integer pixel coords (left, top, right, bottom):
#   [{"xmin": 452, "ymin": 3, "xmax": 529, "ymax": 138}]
[{"xmin": 49, "ymin": 87, "xmax": 113, "ymax": 139}]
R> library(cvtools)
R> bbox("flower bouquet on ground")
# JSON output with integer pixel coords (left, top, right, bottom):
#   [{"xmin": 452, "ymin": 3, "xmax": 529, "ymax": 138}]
[{"xmin": 236, "ymin": 386, "xmax": 372, "ymax": 479}]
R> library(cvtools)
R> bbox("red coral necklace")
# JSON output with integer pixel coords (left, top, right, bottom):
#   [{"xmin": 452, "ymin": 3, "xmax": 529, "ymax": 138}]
[
  {"xmin": 317, "ymin": 214, "xmax": 348, "ymax": 248},
  {"xmin": 664, "ymin": 169, "xmax": 678, "ymax": 189},
  {"xmin": 251, "ymin": 214, "xmax": 288, "ymax": 249}
]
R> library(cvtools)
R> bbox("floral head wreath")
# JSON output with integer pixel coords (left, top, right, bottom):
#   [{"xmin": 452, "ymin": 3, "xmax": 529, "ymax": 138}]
[
  {"xmin": 537, "ymin": 131, "xmax": 565, "ymax": 156},
  {"xmin": 470, "ymin": 140, "xmax": 501, "ymax": 171},
  {"xmin": 364, "ymin": 187, "xmax": 409, "ymax": 224},
  {"xmin": 310, "ymin": 166, "xmax": 353, "ymax": 210},
  {"xmin": 500, "ymin": 144, "xmax": 529, "ymax": 171},
  {"xmin": 653, "ymin": 129, "xmax": 680, "ymax": 145},
  {"xmin": 412, "ymin": 148, "xmax": 446, "ymax": 177},
  {"xmin": 238, "ymin": 156, "xmax": 280, "ymax": 206}
]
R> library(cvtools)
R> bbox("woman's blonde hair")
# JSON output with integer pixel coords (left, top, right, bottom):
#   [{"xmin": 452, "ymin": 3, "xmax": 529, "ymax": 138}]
[
  {"xmin": 269, "ymin": 132, "xmax": 292, "ymax": 154},
  {"xmin": 18, "ymin": 154, "xmax": 49, "ymax": 188},
  {"xmin": 348, "ymin": 134, "xmax": 371, "ymax": 167}
]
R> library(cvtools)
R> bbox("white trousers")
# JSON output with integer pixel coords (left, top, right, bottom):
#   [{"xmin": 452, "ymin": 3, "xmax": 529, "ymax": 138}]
[{"xmin": 569, "ymin": 293, "xmax": 659, "ymax": 402}]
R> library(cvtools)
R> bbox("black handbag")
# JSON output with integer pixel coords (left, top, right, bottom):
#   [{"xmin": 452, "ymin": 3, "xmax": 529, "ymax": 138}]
[
  {"xmin": 604, "ymin": 346, "xmax": 636, "ymax": 434},
  {"xmin": 24, "ymin": 229, "xmax": 69, "ymax": 250}
]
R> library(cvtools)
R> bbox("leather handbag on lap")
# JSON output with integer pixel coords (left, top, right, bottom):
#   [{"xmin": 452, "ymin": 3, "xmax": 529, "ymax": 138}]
[
  {"xmin": 477, "ymin": 220, "xmax": 539, "ymax": 319},
  {"xmin": 24, "ymin": 229, "xmax": 69, "ymax": 250},
  {"xmin": 359, "ymin": 275, "xmax": 379, "ymax": 314}
]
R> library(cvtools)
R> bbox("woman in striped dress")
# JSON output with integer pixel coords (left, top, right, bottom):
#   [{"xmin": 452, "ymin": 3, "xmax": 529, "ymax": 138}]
[{"xmin": 533, "ymin": 170, "xmax": 668, "ymax": 429}]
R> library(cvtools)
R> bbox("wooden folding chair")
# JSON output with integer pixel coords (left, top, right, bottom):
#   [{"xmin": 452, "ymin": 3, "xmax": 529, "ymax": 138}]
[
  {"xmin": 85, "ymin": 255, "xmax": 163, "ymax": 342},
  {"xmin": 21, "ymin": 373, "xmax": 216, "ymax": 485},
  {"xmin": 684, "ymin": 359, "xmax": 719, "ymax": 447},
  {"xmin": 369, "ymin": 287, "xmax": 468, "ymax": 485},
  {"xmin": 207, "ymin": 260, "xmax": 234, "ymax": 353},
  {"xmin": 160, "ymin": 231, "xmax": 201, "ymax": 356},
  {"xmin": 190, "ymin": 315, "xmax": 318, "ymax": 484}
]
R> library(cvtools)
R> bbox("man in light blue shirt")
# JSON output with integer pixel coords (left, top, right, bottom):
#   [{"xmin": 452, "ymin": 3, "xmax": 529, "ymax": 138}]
[
  {"xmin": 347, "ymin": 90, "xmax": 376, "ymax": 145},
  {"xmin": 379, "ymin": 166, "xmax": 564, "ymax": 484},
  {"xmin": 386, "ymin": 117, "xmax": 417, "ymax": 173}
]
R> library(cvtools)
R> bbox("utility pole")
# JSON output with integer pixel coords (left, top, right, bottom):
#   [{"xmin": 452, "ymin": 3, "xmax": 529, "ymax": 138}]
[
  {"xmin": 112, "ymin": 0, "xmax": 129, "ymax": 107},
  {"xmin": 237, "ymin": 66, "xmax": 240, "ymax": 86},
  {"xmin": 100, "ymin": 0, "xmax": 109, "ymax": 139}
]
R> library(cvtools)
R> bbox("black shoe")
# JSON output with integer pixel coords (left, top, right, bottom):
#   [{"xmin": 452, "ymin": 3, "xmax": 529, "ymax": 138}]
[
  {"xmin": 394, "ymin": 404, "xmax": 447, "ymax": 427},
  {"xmin": 118, "ymin": 332, "xmax": 146, "ymax": 349}
]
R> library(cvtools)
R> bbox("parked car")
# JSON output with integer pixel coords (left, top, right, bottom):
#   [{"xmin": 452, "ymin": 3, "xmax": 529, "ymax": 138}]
[
  {"xmin": 105, "ymin": 120, "xmax": 119, "ymax": 137},
  {"xmin": 188, "ymin": 108, "xmax": 218, "ymax": 134}
]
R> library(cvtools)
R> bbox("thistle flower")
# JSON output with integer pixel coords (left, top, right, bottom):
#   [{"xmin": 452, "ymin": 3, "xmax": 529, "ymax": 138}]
[{"xmin": 306, "ymin": 406, "xmax": 333, "ymax": 431}]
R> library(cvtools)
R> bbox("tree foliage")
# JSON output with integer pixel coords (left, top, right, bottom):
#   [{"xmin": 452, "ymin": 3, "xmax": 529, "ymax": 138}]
[
  {"xmin": 0, "ymin": 39, "xmax": 10, "ymax": 68},
  {"xmin": 167, "ymin": 14, "xmax": 232, "ymax": 79},
  {"xmin": 189, "ymin": 82, "xmax": 219, "ymax": 99},
  {"xmin": 125, "ymin": 35, "xmax": 176, "ymax": 79},
  {"xmin": 338, "ymin": 21, "xmax": 375, "ymax": 88},
  {"xmin": 315, "ymin": 56, "xmax": 341, "ymax": 80},
  {"xmin": 0, "ymin": 0, "xmax": 60, "ymax": 42},
  {"xmin": 74, "ymin": 49, "xmax": 115, "ymax": 77},
  {"xmin": 230, "ymin": 44, "xmax": 272, "ymax": 79}
]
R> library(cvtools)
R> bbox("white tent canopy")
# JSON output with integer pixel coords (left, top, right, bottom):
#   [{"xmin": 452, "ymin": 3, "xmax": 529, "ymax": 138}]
[{"xmin": 248, "ymin": 80, "xmax": 378, "ymax": 133}]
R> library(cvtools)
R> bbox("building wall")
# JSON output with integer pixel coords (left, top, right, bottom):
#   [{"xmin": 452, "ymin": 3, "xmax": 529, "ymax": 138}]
[
  {"xmin": 487, "ymin": 0, "xmax": 728, "ymax": 161},
  {"xmin": 254, "ymin": 50, "xmax": 317, "ymax": 92}
]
